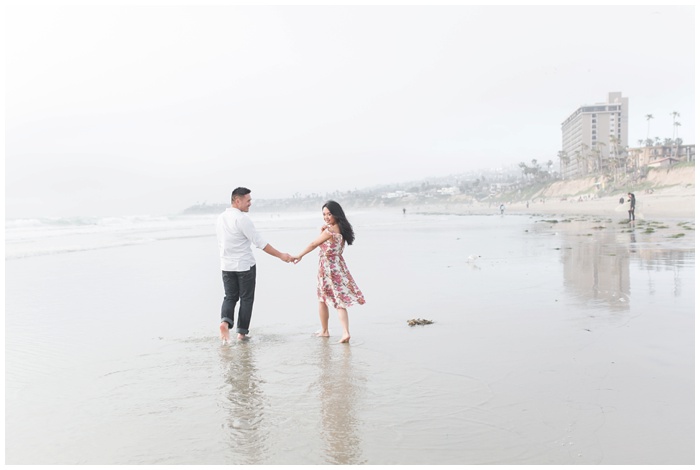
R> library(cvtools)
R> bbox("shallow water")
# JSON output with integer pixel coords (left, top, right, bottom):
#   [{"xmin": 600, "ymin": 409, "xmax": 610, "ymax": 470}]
[{"xmin": 4, "ymin": 211, "xmax": 695, "ymax": 464}]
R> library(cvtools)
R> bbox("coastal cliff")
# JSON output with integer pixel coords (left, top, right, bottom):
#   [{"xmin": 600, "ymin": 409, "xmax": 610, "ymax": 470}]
[
  {"xmin": 184, "ymin": 163, "xmax": 695, "ymax": 218},
  {"xmin": 417, "ymin": 164, "xmax": 695, "ymax": 219}
]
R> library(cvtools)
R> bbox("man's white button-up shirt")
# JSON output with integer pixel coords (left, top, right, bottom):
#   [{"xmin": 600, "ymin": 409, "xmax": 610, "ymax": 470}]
[{"xmin": 216, "ymin": 207, "xmax": 268, "ymax": 271}]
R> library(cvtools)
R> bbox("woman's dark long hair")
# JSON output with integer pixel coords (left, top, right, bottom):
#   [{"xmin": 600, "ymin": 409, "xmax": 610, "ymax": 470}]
[{"xmin": 323, "ymin": 200, "xmax": 355, "ymax": 245}]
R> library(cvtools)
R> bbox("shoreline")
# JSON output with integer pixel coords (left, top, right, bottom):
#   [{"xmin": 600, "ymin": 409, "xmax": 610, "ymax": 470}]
[
  {"xmin": 6, "ymin": 202, "xmax": 694, "ymax": 464},
  {"xmin": 184, "ymin": 165, "xmax": 695, "ymax": 220},
  {"xmin": 401, "ymin": 185, "xmax": 695, "ymax": 220}
]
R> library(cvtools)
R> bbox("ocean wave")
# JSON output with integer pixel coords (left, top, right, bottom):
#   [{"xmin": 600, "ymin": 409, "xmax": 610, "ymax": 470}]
[
  {"xmin": 4, "ymin": 214, "xmax": 219, "ymax": 260},
  {"xmin": 5, "ymin": 214, "xmax": 190, "ymax": 229},
  {"xmin": 4, "ymin": 211, "xmax": 326, "ymax": 260},
  {"xmin": 6, "ymin": 214, "xmax": 214, "ymax": 236},
  {"xmin": 5, "ymin": 238, "xmax": 154, "ymax": 260}
]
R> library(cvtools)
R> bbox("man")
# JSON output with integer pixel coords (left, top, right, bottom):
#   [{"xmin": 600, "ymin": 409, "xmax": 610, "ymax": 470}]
[
  {"xmin": 627, "ymin": 192, "xmax": 636, "ymax": 221},
  {"xmin": 216, "ymin": 187, "xmax": 293, "ymax": 343}
]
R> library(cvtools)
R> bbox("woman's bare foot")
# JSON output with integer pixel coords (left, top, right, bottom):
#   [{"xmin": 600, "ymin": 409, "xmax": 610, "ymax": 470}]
[
  {"xmin": 316, "ymin": 330, "xmax": 330, "ymax": 337},
  {"xmin": 338, "ymin": 335, "xmax": 350, "ymax": 343},
  {"xmin": 220, "ymin": 322, "xmax": 230, "ymax": 344},
  {"xmin": 237, "ymin": 333, "xmax": 250, "ymax": 341}
]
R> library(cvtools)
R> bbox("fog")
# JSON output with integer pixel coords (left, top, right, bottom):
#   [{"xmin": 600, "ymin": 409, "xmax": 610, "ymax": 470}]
[{"xmin": 5, "ymin": 4, "xmax": 695, "ymax": 218}]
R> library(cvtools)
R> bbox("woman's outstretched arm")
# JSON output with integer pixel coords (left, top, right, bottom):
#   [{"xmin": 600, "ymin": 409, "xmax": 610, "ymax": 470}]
[{"xmin": 295, "ymin": 230, "xmax": 333, "ymax": 262}]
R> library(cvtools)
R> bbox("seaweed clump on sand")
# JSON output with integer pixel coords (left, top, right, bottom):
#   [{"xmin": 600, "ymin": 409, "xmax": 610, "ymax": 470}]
[{"xmin": 407, "ymin": 318, "xmax": 434, "ymax": 327}]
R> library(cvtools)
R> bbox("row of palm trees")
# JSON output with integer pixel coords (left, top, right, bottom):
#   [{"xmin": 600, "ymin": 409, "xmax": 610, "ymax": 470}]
[
  {"xmin": 558, "ymin": 111, "xmax": 684, "ymax": 183},
  {"xmin": 558, "ymin": 141, "xmax": 628, "ymax": 177},
  {"xmin": 518, "ymin": 158, "xmax": 554, "ymax": 181},
  {"xmin": 643, "ymin": 111, "xmax": 684, "ymax": 158},
  {"xmin": 646, "ymin": 111, "xmax": 682, "ymax": 145},
  {"xmin": 558, "ymin": 140, "xmax": 649, "ymax": 185}
]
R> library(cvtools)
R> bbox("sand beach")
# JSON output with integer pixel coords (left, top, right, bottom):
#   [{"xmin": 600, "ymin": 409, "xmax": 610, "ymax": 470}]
[
  {"xmin": 4, "ymin": 203, "xmax": 694, "ymax": 464},
  {"xmin": 404, "ymin": 165, "xmax": 696, "ymax": 220}
]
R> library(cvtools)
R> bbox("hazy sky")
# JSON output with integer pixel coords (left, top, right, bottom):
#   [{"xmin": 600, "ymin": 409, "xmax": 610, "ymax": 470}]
[{"xmin": 5, "ymin": 3, "xmax": 696, "ymax": 218}]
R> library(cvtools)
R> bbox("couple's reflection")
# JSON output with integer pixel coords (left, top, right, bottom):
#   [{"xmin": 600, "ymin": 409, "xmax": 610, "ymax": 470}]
[
  {"xmin": 219, "ymin": 343, "xmax": 267, "ymax": 465},
  {"xmin": 316, "ymin": 340, "xmax": 365, "ymax": 465}
]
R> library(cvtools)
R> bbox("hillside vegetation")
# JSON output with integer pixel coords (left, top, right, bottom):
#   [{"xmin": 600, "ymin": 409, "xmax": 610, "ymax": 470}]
[{"xmin": 504, "ymin": 163, "xmax": 694, "ymax": 202}]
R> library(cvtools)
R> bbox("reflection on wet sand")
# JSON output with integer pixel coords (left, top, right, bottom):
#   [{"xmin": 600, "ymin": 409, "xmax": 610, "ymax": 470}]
[
  {"xmin": 219, "ymin": 343, "xmax": 267, "ymax": 465},
  {"xmin": 557, "ymin": 219, "xmax": 694, "ymax": 311},
  {"xmin": 316, "ymin": 340, "xmax": 366, "ymax": 465},
  {"xmin": 560, "ymin": 225, "xmax": 631, "ymax": 311}
]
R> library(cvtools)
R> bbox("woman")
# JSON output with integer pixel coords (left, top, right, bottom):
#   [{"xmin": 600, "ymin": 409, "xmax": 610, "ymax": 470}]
[{"xmin": 295, "ymin": 201, "xmax": 365, "ymax": 343}]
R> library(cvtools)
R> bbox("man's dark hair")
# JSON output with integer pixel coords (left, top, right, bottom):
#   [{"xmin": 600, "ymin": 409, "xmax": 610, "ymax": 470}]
[{"xmin": 231, "ymin": 187, "xmax": 251, "ymax": 203}]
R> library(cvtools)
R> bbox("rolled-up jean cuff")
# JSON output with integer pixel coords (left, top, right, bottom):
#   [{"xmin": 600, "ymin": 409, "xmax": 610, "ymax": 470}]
[
  {"xmin": 222, "ymin": 317, "xmax": 234, "ymax": 329},
  {"xmin": 236, "ymin": 328, "xmax": 249, "ymax": 335}
]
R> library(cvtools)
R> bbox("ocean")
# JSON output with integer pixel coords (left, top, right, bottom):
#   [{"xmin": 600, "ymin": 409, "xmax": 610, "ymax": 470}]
[{"xmin": 4, "ymin": 209, "xmax": 695, "ymax": 464}]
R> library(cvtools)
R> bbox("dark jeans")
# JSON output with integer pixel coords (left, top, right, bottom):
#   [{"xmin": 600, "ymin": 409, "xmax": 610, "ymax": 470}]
[{"xmin": 221, "ymin": 265, "xmax": 256, "ymax": 335}]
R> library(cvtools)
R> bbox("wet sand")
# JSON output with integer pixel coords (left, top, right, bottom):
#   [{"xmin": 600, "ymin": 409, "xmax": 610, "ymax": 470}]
[
  {"xmin": 4, "ymin": 211, "xmax": 695, "ymax": 464},
  {"xmin": 403, "ymin": 184, "xmax": 695, "ymax": 220}
]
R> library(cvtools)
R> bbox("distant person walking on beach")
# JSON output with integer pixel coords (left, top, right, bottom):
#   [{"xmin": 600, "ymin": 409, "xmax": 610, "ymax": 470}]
[
  {"xmin": 627, "ymin": 192, "xmax": 636, "ymax": 221},
  {"xmin": 216, "ymin": 187, "xmax": 294, "ymax": 344},
  {"xmin": 499, "ymin": 203, "xmax": 505, "ymax": 215},
  {"xmin": 294, "ymin": 201, "xmax": 365, "ymax": 343}
]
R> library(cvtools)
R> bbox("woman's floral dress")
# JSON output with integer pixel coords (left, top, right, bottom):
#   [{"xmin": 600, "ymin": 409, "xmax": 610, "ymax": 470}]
[{"xmin": 317, "ymin": 226, "xmax": 366, "ymax": 309}]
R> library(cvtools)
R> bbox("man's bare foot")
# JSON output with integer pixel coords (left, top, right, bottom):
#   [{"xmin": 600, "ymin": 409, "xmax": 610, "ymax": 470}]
[
  {"xmin": 316, "ymin": 330, "xmax": 330, "ymax": 337},
  {"xmin": 338, "ymin": 335, "xmax": 350, "ymax": 343},
  {"xmin": 237, "ymin": 333, "xmax": 250, "ymax": 341},
  {"xmin": 220, "ymin": 322, "xmax": 230, "ymax": 344}
]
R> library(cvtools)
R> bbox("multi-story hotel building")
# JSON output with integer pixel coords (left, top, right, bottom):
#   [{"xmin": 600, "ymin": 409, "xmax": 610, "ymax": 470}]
[{"xmin": 560, "ymin": 92, "xmax": 629, "ymax": 179}]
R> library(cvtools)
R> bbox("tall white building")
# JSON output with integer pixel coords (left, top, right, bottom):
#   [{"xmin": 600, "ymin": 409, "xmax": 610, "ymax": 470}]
[{"xmin": 560, "ymin": 92, "xmax": 629, "ymax": 179}]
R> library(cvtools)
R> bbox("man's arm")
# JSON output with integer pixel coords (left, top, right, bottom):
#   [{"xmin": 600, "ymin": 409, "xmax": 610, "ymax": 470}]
[
  {"xmin": 237, "ymin": 215, "xmax": 291, "ymax": 262},
  {"xmin": 263, "ymin": 244, "xmax": 293, "ymax": 263}
]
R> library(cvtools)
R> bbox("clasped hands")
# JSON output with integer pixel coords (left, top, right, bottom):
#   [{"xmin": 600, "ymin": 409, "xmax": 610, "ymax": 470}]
[{"xmin": 281, "ymin": 253, "xmax": 302, "ymax": 264}]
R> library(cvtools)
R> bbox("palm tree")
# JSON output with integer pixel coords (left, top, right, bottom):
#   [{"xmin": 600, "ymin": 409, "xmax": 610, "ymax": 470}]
[
  {"xmin": 609, "ymin": 135, "xmax": 619, "ymax": 181},
  {"xmin": 622, "ymin": 146, "xmax": 631, "ymax": 178},
  {"xmin": 671, "ymin": 111, "xmax": 681, "ymax": 139},
  {"xmin": 518, "ymin": 162, "xmax": 530, "ymax": 179},
  {"xmin": 580, "ymin": 144, "xmax": 590, "ymax": 176},
  {"xmin": 626, "ymin": 148, "xmax": 638, "ymax": 179},
  {"xmin": 673, "ymin": 119, "xmax": 681, "ymax": 158},
  {"xmin": 530, "ymin": 159, "xmax": 542, "ymax": 180},
  {"xmin": 574, "ymin": 150, "xmax": 583, "ymax": 177},
  {"xmin": 595, "ymin": 141, "xmax": 606, "ymax": 175},
  {"xmin": 645, "ymin": 114, "xmax": 654, "ymax": 142},
  {"xmin": 591, "ymin": 146, "xmax": 599, "ymax": 174},
  {"xmin": 557, "ymin": 150, "xmax": 569, "ymax": 177}
]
